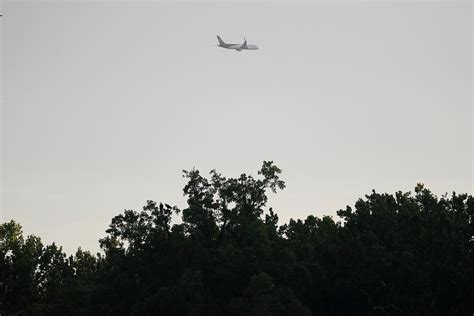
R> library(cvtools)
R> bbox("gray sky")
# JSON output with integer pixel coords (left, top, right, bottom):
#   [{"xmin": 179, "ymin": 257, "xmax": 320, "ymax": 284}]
[{"xmin": 1, "ymin": 1, "xmax": 472, "ymax": 254}]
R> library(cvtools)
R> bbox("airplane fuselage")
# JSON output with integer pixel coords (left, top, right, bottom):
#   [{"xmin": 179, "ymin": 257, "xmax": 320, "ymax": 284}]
[
  {"xmin": 217, "ymin": 36, "xmax": 259, "ymax": 51},
  {"xmin": 220, "ymin": 43, "xmax": 259, "ymax": 51}
]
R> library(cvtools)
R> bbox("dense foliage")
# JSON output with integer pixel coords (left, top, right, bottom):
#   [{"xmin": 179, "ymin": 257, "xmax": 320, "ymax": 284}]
[{"xmin": 1, "ymin": 162, "xmax": 473, "ymax": 315}]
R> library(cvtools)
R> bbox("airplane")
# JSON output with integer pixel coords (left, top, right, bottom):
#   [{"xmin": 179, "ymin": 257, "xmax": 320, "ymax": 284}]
[{"xmin": 217, "ymin": 35, "xmax": 259, "ymax": 51}]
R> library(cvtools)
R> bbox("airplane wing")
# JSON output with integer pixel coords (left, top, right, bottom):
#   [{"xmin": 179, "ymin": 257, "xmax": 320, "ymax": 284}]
[{"xmin": 239, "ymin": 38, "xmax": 248, "ymax": 50}]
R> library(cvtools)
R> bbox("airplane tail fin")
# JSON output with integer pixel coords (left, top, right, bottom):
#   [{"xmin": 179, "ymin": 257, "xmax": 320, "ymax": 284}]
[{"xmin": 217, "ymin": 35, "xmax": 226, "ymax": 46}]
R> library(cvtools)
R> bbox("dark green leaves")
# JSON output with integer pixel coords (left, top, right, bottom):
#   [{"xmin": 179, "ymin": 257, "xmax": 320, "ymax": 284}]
[{"xmin": 2, "ymin": 166, "xmax": 473, "ymax": 315}]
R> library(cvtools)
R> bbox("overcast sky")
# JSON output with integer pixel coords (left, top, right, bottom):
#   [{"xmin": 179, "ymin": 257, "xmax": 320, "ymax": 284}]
[{"xmin": 1, "ymin": 1, "xmax": 472, "ymax": 254}]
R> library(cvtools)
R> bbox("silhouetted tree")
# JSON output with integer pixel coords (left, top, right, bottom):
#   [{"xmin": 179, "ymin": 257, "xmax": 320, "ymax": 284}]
[{"xmin": 1, "ymin": 163, "xmax": 473, "ymax": 315}]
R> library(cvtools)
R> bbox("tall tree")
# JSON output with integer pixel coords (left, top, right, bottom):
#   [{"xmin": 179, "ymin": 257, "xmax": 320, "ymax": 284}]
[{"xmin": 1, "ymin": 164, "xmax": 473, "ymax": 315}]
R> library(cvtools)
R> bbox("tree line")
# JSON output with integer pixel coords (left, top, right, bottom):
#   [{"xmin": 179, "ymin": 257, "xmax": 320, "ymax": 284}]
[{"xmin": 1, "ymin": 161, "xmax": 473, "ymax": 315}]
